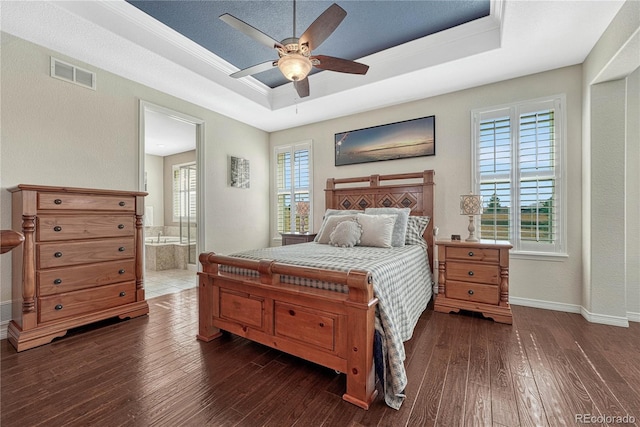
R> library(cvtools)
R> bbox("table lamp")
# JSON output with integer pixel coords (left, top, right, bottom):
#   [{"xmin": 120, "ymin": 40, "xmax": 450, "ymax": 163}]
[
  {"xmin": 460, "ymin": 194, "xmax": 483, "ymax": 242},
  {"xmin": 296, "ymin": 201, "xmax": 310, "ymax": 233}
]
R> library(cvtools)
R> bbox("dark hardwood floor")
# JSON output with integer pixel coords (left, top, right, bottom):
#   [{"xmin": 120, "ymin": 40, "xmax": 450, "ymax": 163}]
[{"xmin": 2, "ymin": 289, "xmax": 639, "ymax": 426}]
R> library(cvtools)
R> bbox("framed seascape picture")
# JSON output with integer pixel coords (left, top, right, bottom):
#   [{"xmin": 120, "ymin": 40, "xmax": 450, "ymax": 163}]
[{"xmin": 335, "ymin": 115, "xmax": 435, "ymax": 166}]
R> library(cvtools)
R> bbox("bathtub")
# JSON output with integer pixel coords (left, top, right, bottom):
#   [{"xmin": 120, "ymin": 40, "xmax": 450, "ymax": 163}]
[{"xmin": 144, "ymin": 237, "xmax": 195, "ymax": 271}]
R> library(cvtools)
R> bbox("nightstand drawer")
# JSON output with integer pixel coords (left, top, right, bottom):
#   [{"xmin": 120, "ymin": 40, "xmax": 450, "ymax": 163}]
[
  {"xmin": 446, "ymin": 247, "xmax": 500, "ymax": 263},
  {"xmin": 446, "ymin": 261, "xmax": 500, "ymax": 285},
  {"xmin": 446, "ymin": 281, "xmax": 499, "ymax": 305}
]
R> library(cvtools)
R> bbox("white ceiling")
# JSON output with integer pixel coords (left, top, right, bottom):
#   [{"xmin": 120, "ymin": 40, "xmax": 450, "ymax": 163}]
[{"xmin": 1, "ymin": 0, "xmax": 626, "ymax": 156}]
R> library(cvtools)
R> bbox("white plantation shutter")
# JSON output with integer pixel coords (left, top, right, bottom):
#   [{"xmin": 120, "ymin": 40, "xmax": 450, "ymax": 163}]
[
  {"xmin": 472, "ymin": 96, "xmax": 565, "ymax": 255},
  {"xmin": 275, "ymin": 141, "xmax": 312, "ymax": 234},
  {"xmin": 173, "ymin": 163, "xmax": 197, "ymax": 223}
]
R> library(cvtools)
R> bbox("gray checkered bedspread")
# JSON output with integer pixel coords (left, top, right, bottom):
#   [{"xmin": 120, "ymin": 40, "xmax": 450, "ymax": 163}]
[{"xmin": 222, "ymin": 242, "xmax": 433, "ymax": 409}]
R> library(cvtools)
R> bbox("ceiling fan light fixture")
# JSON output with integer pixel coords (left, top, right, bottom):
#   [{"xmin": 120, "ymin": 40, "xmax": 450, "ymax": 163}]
[{"xmin": 278, "ymin": 53, "xmax": 312, "ymax": 81}]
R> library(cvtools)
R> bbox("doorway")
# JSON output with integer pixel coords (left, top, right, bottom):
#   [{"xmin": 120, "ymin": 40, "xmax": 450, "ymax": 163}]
[{"xmin": 138, "ymin": 101, "xmax": 205, "ymax": 299}]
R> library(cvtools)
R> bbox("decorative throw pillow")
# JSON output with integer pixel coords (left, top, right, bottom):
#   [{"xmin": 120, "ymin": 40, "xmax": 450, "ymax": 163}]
[
  {"xmin": 364, "ymin": 207, "xmax": 411, "ymax": 247},
  {"xmin": 315, "ymin": 209, "xmax": 362, "ymax": 242},
  {"xmin": 405, "ymin": 216, "xmax": 430, "ymax": 246},
  {"xmin": 315, "ymin": 214, "xmax": 358, "ymax": 244},
  {"xmin": 356, "ymin": 213, "xmax": 397, "ymax": 248},
  {"xmin": 329, "ymin": 220, "xmax": 362, "ymax": 248}
]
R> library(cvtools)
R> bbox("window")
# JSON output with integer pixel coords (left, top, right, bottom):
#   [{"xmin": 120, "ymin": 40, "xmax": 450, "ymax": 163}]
[
  {"xmin": 275, "ymin": 141, "xmax": 312, "ymax": 235},
  {"xmin": 472, "ymin": 96, "xmax": 566, "ymax": 255},
  {"xmin": 172, "ymin": 162, "xmax": 197, "ymax": 223}
]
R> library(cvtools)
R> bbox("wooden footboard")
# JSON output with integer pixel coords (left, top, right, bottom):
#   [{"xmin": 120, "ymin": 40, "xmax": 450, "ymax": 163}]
[{"xmin": 198, "ymin": 252, "xmax": 379, "ymax": 409}]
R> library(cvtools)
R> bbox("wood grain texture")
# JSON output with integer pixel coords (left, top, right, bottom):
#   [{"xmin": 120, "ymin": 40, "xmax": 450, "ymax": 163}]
[{"xmin": 2, "ymin": 294, "xmax": 640, "ymax": 426}]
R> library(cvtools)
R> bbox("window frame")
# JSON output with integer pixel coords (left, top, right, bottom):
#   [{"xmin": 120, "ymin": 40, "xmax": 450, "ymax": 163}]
[
  {"xmin": 471, "ymin": 95, "xmax": 567, "ymax": 257},
  {"xmin": 273, "ymin": 140, "xmax": 313, "ymax": 239},
  {"xmin": 172, "ymin": 161, "xmax": 197, "ymax": 224}
]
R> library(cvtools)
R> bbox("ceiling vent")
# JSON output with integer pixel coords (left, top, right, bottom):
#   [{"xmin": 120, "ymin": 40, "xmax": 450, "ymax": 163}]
[{"xmin": 50, "ymin": 57, "xmax": 96, "ymax": 90}]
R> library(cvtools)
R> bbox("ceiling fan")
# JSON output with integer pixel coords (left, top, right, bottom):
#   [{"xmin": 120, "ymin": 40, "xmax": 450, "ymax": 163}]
[{"xmin": 220, "ymin": 1, "xmax": 369, "ymax": 98}]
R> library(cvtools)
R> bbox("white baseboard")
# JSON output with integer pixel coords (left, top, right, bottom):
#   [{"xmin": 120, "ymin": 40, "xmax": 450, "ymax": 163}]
[
  {"xmin": 0, "ymin": 321, "xmax": 7, "ymax": 341},
  {"xmin": 626, "ymin": 311, "xmax": 640, "ymax": 323},
  {"xmin": 510, "ymin": 296, "xmax": 630, "ymax": 327}
]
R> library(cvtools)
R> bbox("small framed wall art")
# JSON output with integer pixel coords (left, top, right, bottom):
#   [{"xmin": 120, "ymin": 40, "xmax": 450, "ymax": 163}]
[{"xmin": 229, "ymin": 156, "xmax": 250, "ymax": 189}]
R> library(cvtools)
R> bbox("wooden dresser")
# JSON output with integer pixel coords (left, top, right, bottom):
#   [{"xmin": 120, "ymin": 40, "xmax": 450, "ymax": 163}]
[
  {"xmin": 8, "ymin": 185, "xmax": 149, "ymax": 351},
  {"xmin": 281, "ymin": 232, "xmax": 317, "ymax": 246},
  {"xmin": 434, "ymin": 239, "xmax": 512, "ymax": 324}
]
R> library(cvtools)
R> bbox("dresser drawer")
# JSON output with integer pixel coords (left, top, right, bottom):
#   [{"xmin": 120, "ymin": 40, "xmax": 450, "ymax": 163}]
[
  {"xmin": 38, "ymin": 259, "xmax": 136, "ymax": 296},
  {"xmin": 38, "ymin": 281, "xmax": 136, "ymax": 323},
  {"xmin": 446, "ymin": 280, "xmax": 500, "ymax": 305},
  {"xmin": 37, "ymin": 237, "xmax": 134, "ymax": 269},
  {"xmin": 219, "ymin": 289, "xmax": 264, "ymax": 330},
  {"xmin": 446, "ymin": 261, "xmax": 500, "ymax": 285},
  {"xmin": 38, "ymin": 215, "xmax": 135, "ymax": 241},
  {"xmin": 446, "ymin": 246, "xmax": 500, "ymax": 263},
  {"xmin": 275, "ymin": 302, "xmax": 336, "ymax": 352},
  {"xmin": 38, "ymin": 193, "xmax": 135, "ymax": 212}
]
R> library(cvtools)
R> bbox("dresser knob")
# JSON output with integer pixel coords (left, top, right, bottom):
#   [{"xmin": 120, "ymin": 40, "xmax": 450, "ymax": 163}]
[
  {"xmin": 468, "ymin": 271, "xmax": 474, "ymax": 276},
  {"xmin": 53, "ymin": 278, "xmax": 62, "ymax": 285},
  {"xmin": 118, "ymin": 224, "xmax": 125, "ymax": 229},
  {"xmin": 54, "ymin": 252, "xmax": 63, "ymax": 258},
  {"xmin": 55, "ymin": 304, "xmax": 63, "ymax": 310},
  {"xmin": 119, "ymin": 201, "xmax": 126, "ymax": 207},
  {"xmin": 53, "ymin": 226, "xmax": 62, "ymax": 232},
  {"xmin": 54, "ymin": 199, "xmax": 62, "ymax": 205},
  {"xmin": 119, "ymin": 291, "xmax": 126, "ymax": 297},
  {"xmin": 118, "ymin": 247, "xmax": 125, "ymax": 252},
  {"xmin": 468, "ymin": 290, "xmax": 474, "ymax": 296},
  {"xmin": 468, "ymin": 251, "xmax": 474, "ymax": 257},
  {"xmin": 118, "ymin": 269, "xmax": 125, "ymax": 274},
  {"xmin": 289, "ymin": 309, "xmax": 296, "ymax": 316}
]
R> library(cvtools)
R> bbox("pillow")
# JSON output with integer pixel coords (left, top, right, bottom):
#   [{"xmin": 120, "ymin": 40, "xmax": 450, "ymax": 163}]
[
  {"xmin": 364, "ymin": 207, "xmax": 411, "ymax": 247},
  {"xmin": 315, "ymin": 209, "xmax": 362, "ymax": 242},
  {"xmin": 329, "ymin": 220, "xmax": 362, "ymax": 248},
  {"xmin": 315, "ymin": 214, "xmax": 358, "ymax": 244},
  {"xmin": 405, "ymin": 215, "xmax": 430, "ymax": 246},
  {"xmin": 356, "ymin": 213, "xmax": 396, "ymax": 248}
]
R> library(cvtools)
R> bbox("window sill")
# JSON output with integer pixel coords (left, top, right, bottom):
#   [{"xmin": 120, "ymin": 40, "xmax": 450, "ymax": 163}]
[{"xmin": 511, "ymin": 251, "xmax": 568, "ymax": 262}]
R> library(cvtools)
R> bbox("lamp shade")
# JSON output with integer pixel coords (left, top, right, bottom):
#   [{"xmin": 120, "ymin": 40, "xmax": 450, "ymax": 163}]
[
  {"xmin": 296, "ymin": 201, "xmax": 309, "ymax": 216},
  {"xmin": 460, "ymin": 194, "xmax": 483, "ymax": 215},
  {"xmin": 278, "ymin": 54, "xmax": 312, "ymax": 81}
]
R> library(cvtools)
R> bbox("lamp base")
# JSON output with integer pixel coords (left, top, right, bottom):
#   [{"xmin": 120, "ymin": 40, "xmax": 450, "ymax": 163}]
[{"xmin": 466, "ymin": 215, "xmax": 479, "ymax": 242}]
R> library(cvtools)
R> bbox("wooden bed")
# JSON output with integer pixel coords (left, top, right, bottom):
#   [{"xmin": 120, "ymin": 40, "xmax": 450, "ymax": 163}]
[{"xmin": 197, "ymin": 170, "xmax": 435, "ymax": 409}]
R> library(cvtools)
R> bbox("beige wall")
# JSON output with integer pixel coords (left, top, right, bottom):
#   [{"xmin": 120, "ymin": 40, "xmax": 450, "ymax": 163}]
[
  {"xmin": 0, "ymin": 34, "xmax": 271, "ymax": 308},
  {"xmin": 271, "ymin": 65, "xmax": 585, "ymax": 311},
  {"xmin": 144, "ymin": 154, "xmax": 164, "ymax": 226},
  {"xmin": 582, "ymin": 0, "xmax": 639, "ymax": 324}
]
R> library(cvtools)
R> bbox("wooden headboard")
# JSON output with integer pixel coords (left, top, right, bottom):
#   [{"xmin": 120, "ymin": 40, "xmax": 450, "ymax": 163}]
[{"xmin": 325, "ymin": 170, "xmax": 436, "ymax": 271}]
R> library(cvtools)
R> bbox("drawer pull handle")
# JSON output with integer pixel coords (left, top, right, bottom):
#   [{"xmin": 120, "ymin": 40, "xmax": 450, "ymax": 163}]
[
  {"xmin": 118, "ymin": 269, "xmax": 126, "ymax": 274},
  {"xmin": 119, "ymin": 291, "xmax": 126, "ymax": 297},
  {"xmin": 118, "ymin": 224, "xmax": 125, "ymax": 229},
  {"xmin": 55, "ymin": 304, "xmax": 63, "ymax": 310},
  {"xmin": 468, "ymin": 251, "xmax": 474, "ymax": 257},
  {"xmin": 54, "ymin": 252, "xmax": 63, "ymax": 258},
  {"xmin": 319, "ymin": 322, "xmax": 325, "ymax": 328},
  {"xmin": 468, "ymin": 290, "xmax": 474, "ymax": 296},
  {"xmin": 53, "ymin": 278, "xmax": 62, "ymax": 285},
  {"xmin": 289, "ymin": 309, "xmax": 296, "ymax": 316},
  {"xmin": 54, "ymin": 199, "xmax": 62, "ymax": 205},
  {"xmin": 53, "ymin": 226, "xmax": 62, "ymax": 232},
  {"xmin": 118, "ymin": 247, "xmax": 125, "ymax": 252},
  {"xmin": 468, "ymin": 271, "xmax": 474, "ymax": 276},
  {"xmin": 119, "ymin": 201, "xmax": 126, "ymax": 207}
]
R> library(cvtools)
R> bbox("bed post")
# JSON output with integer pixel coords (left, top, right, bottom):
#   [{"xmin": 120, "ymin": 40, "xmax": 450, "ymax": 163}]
[
  {"xmin": 197, "ymin": 253, "xmax": 222, "ymax": 342},
  {"xmin": 343, "ymin": 269, "xmax": 379, "ymax": 409}
]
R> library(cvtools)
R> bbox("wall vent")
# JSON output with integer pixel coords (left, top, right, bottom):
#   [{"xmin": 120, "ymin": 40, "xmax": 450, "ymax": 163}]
[{"xmin": 50, "ymin": 57, "xmax": 96, "ymax": 90}]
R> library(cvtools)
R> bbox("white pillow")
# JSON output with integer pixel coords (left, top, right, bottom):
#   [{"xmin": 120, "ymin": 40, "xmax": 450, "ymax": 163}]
[
  {"xmin": 365, "ymin": 207, "xmax": 410, "ymax": 247},
  {"xmin": 315, "ymin": 210, "xmax": 361, "ymax": 242},
  {"xmin": 356, "ymin": 213, "xmax": 397, "ymax": 248},
  {"xmin": 316, "ymin": 214, "xmax": 358, "ymax": 244},
  {"xmin": 329, "ymin": 220, "xmax": 362, "ymax": 247}
]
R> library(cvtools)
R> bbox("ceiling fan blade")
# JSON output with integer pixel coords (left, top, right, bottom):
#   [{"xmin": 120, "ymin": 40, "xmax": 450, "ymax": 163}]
[
  {"xmin": 299, "ymin": 3, "xmax": 347, "ymax": 51},
  {"xmin": 294, "ymin": 78, "xmax": 310, "ymax": 98},
  {"xmin": 220, "ymin": 14, "xmax": 283, "ymax": 50},
  {"xmin": 313, "ymin": 55, "xmax": 369, "ymax": 75},
  {"xmin": 230, "ymin": 61, "xmax": 277, "ymax": 79}
]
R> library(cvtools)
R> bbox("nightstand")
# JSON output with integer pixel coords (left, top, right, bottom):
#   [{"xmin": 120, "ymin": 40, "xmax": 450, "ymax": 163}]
[
  {"xmin": 434, "ymin": 239, "xmax": 513, "ymax": 324},
  {"xmin": 281, "ymin": 232, "xmax": 317, "ymax": 246}
]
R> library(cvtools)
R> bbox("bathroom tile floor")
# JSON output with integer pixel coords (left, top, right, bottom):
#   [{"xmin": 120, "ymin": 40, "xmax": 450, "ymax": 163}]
[{"xmin": 145, "ymin": 268, "xmax": 197, "ymax": 299}]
